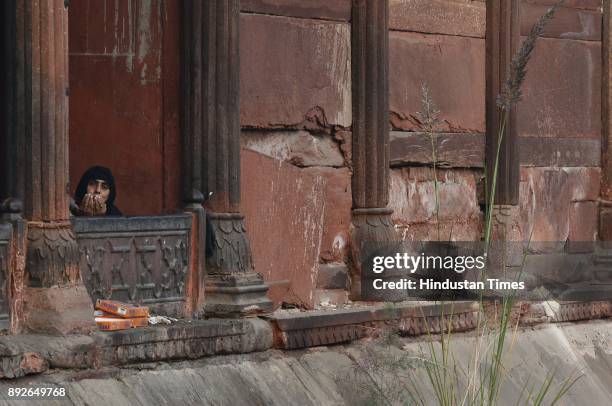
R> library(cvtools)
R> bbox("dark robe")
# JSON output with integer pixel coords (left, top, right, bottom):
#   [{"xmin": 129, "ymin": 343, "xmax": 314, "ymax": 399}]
[{"xmin": 73, "ymin": 166, "xmax": 122, "ymax": 216}]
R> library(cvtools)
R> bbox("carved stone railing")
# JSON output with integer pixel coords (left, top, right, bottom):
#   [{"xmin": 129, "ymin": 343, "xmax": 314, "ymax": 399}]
[
  {"xmin": 0, "ymin": 223, "xmax": 11, "ymax": 330},
  {"xmin": 73, "ymin": 215, "xmax": 192, "ymax": 317}
]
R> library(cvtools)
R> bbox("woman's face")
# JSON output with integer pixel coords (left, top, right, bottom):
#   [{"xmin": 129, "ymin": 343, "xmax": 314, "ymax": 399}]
[{"xmin": 86, "ymin": 179, "xmax": 110, "ymax": 202}]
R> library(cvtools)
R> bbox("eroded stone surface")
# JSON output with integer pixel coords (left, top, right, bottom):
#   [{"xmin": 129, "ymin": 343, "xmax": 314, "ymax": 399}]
[
  {"xmin": 302, "ymin": 167, "xmax": 351, "ymax": 263},
  {"xmin": 520, "ymin": 167, "xmax": 600, "ymax": 243},
  {"xmin": 242, "ymin": 150, "xmax": 325, "ymax": 308},
  {"xmin": 241, "ymin": 131, "xmax": 345, "ymax": 167},
  {"xmin": 240, "ymin": 14, "xmax": 351, "ymax": 129},
  {"xmin": 22, "ymin": 285, "xmax": 96, "ymax": 335},
  {"xmin": 516, "ymin": 37, "xmax": 601, "ymax": 139},
  {"xmin": 240, "ymin": 0, "xmax": 351, "ymax": 21},
  {"xmin": 389, "ymin": 168, "xmax": 481, "ymax": 222},
  {"xmin": 389, "ymin": 0, "xmax": 486, "ymax": 38},
  {"xmin": 389, "ymin": 32, "xmax": 485, "ymax": 133}
]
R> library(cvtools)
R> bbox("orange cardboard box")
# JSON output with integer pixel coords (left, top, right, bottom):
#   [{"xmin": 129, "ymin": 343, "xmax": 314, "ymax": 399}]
[
  {"xmin": 130, "ymin": 317, "xmax": 149, "ymax": 328},
  {"xmin": 95, "ymin": 316, "xmax": 132, "ymax": 331},
  {"xmin": 95, "ymin": 299, "xmax": 149, "ymax": 318}
]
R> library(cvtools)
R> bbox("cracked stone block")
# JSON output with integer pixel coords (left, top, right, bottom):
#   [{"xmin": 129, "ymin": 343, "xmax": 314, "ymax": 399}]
[
  {"xmin": 389, "ymin": 31, "xmax": 485, "ymax": 133},
  {"xmin": 241, "ymin": 0, "xmax": 351, "ymax": 21},
  {"xmin": 241, "ymin": 130, "xmax": 345, "ymax": 167},
  {"xmin": 302, "ymin": 167, "xmax": 351, "ymax": 263},
  {"xmin": 242, "ymin": 149, "xmax": 326, "ymax": 309},
  {"xmin": 389, "ymin": 167, "xmax": 481, "ymax": 225},
  {"xmin": 520, "ymin": 167, "xmax": 600, "ymax": 244},
  {"xmin": 240, "ymin": 14, "xmax": 351, "ymax": 129},
  {"xmin": 516, "ymin": 37, "xmax": 601, "ymax": 139},
  {"xmin": 389, "ymin": 0, "xmax": 485, "ymax": 38}
]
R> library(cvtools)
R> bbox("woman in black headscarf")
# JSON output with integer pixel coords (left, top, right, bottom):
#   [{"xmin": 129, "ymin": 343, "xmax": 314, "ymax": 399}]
[{"xmin": 72, "ymin": 166, "xmax": 122, "ymax": 216}]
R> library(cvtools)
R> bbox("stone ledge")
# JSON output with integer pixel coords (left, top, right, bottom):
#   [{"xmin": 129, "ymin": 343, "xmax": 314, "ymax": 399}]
[
  {"xmin": 267, "ymin": 302, "xmax": 480, "ymax": 350},
  {"xmin": 0, "ymin": 319, "xmax": 272, "ymax": 379}
]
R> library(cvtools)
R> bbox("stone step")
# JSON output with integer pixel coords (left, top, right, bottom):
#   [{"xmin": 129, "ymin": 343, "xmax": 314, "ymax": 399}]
[{"xmin": 0, "ymin": 318, "xmax": 272, "ymax": 379}]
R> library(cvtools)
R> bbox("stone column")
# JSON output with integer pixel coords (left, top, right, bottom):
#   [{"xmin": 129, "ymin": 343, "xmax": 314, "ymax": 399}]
[
  {"xmin": 485, "ymin": 0, "xmax": 523, "ymax": 266},
  {"xmin": 0, "ymin": 0, "xmax": 94, "ymax": 334},
  {"xmin": 485, "ymin": 0, "xmax": 520, "ymax": 206},
  {"xmin": 602, "ymin": 0, "xmax": 612, "ymax": 240},
  {"xmin": 350, "ymin": 0, "xmax": 404, "ymax": 300},
  {"xmin": 180, "ymin": 0, "xmax": 272, "ymax": 317}
]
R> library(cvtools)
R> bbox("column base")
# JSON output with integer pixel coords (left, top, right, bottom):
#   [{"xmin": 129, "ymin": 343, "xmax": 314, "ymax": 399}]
[
  {"xmin": 22, "ymin": 221, "xmax": 95, "ymax": 335},
  {"xmin": 349, "ymin": 208, "xmax": 407, "ymax": 301},
  {"xmin": 489, "ymin": 204, "xmax": 524, "ymax": 268},
  {"xmin": 22, "ymin": 285, "xmax": 95, "ymax": 335},
  {"xmin": 204, "ymin": 273, "xmax": 273, "ymax": 317},
  {"xmin": 205, "ymin": 212, "xmax": 272, "ymax": 317}
]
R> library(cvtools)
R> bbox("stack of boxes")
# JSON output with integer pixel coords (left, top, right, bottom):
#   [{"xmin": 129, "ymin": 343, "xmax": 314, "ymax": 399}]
[{"xmin": 94, "ymin": 299, "xmax": 149, "ymax": 331}]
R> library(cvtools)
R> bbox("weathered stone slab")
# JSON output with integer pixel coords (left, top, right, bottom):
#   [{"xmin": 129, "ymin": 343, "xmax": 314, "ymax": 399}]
[
  {"xmin": 519, "ymin": 167, "xmax": 601, "ymax": 243},
  {"xmin": 516, "ymin": 37, "xmax": 601, "ymax": 138},
  {"xmin": 240, "ymin": 14, "xmax": 351, "ymax": 129},
  {"xmin": 522, "ymin": 0, "xmax": 602, "ymax": 11},
  {"xmin": 302, "ymin": 167, "xmax": 351, "ymax": 263},
  {"xmin": 242, "ymin": 150, "xmax": 326, "ymax": 309},
  {"xmin": 241, "ymin": 131, "xmax": 345, "ymax": 167},
  {"xmin": 389, "ymin": 32, "xmax": 485, "ymax": 133},
  {"xmin": 389, "ymin": 167, "xmax": 481, "ymax": 225},
  {"xmin": 241, "ymin": 0, "xmax": 351, "ymax": 21},
  {"xmin": 22, "ymin": 286, "xmax": 96, "ymax": 335},
  {"xmin": 390, "ymin": 132, "xmax": 485, "ymax": 168},
  {"xmin": 519, "ymin": 137, "xmax": 601, "ymax": 167},
  {"xmin": 389, "ymin": 0, "xmax": 486, "ymax": 38},
  {"xmin": 521, "ymin": 1, "xmax": 602, "ymax": 41}
]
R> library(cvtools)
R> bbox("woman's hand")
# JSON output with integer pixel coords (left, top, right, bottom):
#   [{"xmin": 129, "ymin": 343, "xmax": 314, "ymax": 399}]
[{"xmin": 81, "ymin": 193, "xmax": 107, "ymax": 216}]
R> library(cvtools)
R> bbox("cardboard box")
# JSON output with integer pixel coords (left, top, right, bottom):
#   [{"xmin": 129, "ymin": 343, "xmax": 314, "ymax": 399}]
[
  {"xmin": 95, "ymin": 299, "xmax": 149, "ymax": 318},
  {"xmin": 95, "ymin": 316, "xmax": 132, "ymax": 331},
  {"xmin": 130, "ymin": 317, "xmax": 149, "ymax": 328}
]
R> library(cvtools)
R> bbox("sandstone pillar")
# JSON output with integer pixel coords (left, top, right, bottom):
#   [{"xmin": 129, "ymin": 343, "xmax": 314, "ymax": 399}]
[
  {"xmin": 180, "ymin": 0, "xmax": 272, "ymax": 317},
  {"xmin": 486, "ymin": 0, "xmax": 520, "ymax": 207},
  {"xmin": 350, "ymin": 0, "xmax": 404, "ymax": 300},
  {"xmin": 485, "ymin": 0, "xmax": 523, "ymax": 261},
  {"xmin": 0, "ymin": 0, "xmax": 95, "ymax": 334},
  {"xmin": 602, "ymin": 0, "xmax": 612, "ymax": 240}
]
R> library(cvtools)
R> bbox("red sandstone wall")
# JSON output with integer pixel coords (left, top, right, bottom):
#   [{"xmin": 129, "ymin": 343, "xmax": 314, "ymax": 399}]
[
  {"xmin": 67, "ymin": 0, "xmax": 606, "ymax": 309},
  {"xmin": 239, "ymin": 2, "xmax": 353, "ymax": 308},
  {"xmin": 387, "ymin": 0, "xmax": 486, "ymax": 241},
  {"xmin": 517, "ymin": 0, "xmax": 602, "ymax": 245},
  {"xmin": 68, "ymin": 0, "xmax": 181, "ymax": 215}
]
